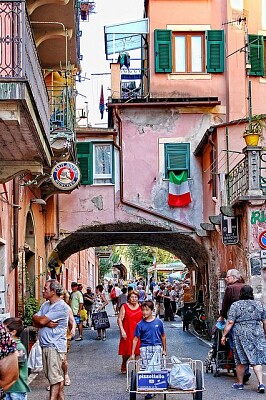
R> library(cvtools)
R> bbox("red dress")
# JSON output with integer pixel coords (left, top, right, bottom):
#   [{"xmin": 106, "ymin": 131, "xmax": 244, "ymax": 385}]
[{"xmin": 118, "ymin": 303, "xmax": 142, "ymax": 356}]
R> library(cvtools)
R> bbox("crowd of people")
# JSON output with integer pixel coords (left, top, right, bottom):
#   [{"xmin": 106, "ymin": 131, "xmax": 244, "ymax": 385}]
[{"xmin": 1, "ymin": 270, "xmax": 266, "ymax": 399}]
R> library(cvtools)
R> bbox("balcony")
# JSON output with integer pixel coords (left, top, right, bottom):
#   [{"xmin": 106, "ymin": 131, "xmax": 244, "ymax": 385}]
[
  {"xmin": 0, "ymin": 1, "xmax": 52, "ymax": 183},
  {"xmin": 226, "ymin": 147, "xmax": 266, "ymax": 205}
]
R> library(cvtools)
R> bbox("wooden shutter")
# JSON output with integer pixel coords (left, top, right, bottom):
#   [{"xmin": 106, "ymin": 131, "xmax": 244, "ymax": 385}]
[
  {"xmin": 165, "ymin": 143, "xmax": 190, "ymax": 178},
  {"xmin": 206, "ymin": 30, "xmax": 224, "ymax": 73},
  {"xmin": 77, "ymin": 142, "xmax": 93, "ymax": 184},
  {"xmin": 154, "ymin": 29, "xmax": 172, "ymax": 73},
  {"xmin": 249, "ymin": 34, "xmax": 264, "ymax": 76}
]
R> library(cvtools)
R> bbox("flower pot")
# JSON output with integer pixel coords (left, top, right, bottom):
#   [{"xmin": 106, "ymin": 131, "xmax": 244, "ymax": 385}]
[{"xmin": 243, "ymin": 133, "xmax": 261, "ymax": 146}]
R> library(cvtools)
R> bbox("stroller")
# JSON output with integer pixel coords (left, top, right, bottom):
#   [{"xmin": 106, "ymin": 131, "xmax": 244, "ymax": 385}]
[{"xmin": 205, "ymin": 324, "xmax": 236, "ymax": 377}]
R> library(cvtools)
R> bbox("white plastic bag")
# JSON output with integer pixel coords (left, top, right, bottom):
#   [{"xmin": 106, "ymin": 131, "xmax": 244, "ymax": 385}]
[
  {"xmin": 146, "ymin": 350, "xmax": 161, "ymax": 371},
  {"xmin": 169, "ymin": 358, "xmax": 195, "ymax": 390},
  {"xmin": 28, "ymin": 340, "xmax": 43, "ymax": 371}
]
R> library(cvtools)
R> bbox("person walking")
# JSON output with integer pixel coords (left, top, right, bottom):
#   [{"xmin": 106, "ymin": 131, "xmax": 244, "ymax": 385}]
[
  {"xmin": 3, "ymin": 317, "xmax": 31, "ymax": 400},
  {"xmin": 32, "ymin": 279, "xmax": 72, "ymax": 400},
  {"xmin": 117, "ymin": 290, "xmax": 142, "ymax": 374},
  {"xmin": 92, "ymin": 284, "xmax": 108, "ymax": 341},
  {"xmin": 0, "ymin": 323, "xmax": 19, "ymax": 399},
  {"xmin": 70, "ymin": 281, "xmax": 84, "ymax": 341},
  {"xmin": 83, "ymin": 286, "xmax": 94, "ymax": 327},
  {"xmin": 61, "ymin": 290, "xmax": 76, "ymax": 387},
  {"xmin": 221, "ymin": 285, "xmax": 266, "ymax": 393},
  {"xmin": 163, "ymin": 284, "xmax": 175, "ymax": 321},
  {"xmin": 137, "ymin": 285, "xmax": 147, "ymax": 304},
  {"xmin": 131, "ymin": 300, "xmax": 166, "ymax": 400},
  {"xmin": 217, "ymin": 268, "xmax": 250, "ymax": 382}
]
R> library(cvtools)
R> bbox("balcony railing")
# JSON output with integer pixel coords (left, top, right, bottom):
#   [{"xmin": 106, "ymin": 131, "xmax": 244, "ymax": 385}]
[
  {"xmin": 48, "ymin": 85, "xmax": 75, "ymax": 133},
  {"xmin": 0, "ymin": 1, "xmax": 50, "ymax": 137},
  {"xmin": 226, "ymin": 150, "xmax": 266, "ymax": 203},
  {"xmin": 227, "ymin": 158, "xmax": 248, "ymax": 204}
]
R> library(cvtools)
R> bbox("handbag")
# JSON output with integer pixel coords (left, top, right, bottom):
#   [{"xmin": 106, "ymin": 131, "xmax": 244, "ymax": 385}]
[
  {"xmin": 91, "ymin": 311, "xmax": 110, "ymax": 330},
  {"xmin": 0, "ymin": 351, "xmax": 19, "ymax": 391},
  {"xmin": 80, "ymin": 308, "xmax": 88, "ymax": 320}
]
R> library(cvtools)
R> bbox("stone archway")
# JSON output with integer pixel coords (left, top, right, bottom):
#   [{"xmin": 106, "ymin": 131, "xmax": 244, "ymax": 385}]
[{"xmin": 51, "ymin": 221, "xmax": 207, "ymax": 271}]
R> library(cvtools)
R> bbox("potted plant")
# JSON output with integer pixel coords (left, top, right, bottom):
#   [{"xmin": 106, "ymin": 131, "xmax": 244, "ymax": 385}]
[{"xmin": 243, "ymin": 114, "xmax": 266, "ymax": 146}]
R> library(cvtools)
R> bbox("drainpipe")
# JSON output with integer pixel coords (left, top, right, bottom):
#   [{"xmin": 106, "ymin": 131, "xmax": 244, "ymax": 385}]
[
  {"xmin": 114, "ymin": 107, "xmax": 195, "ymax": 231},
  {"xmin": 12, "ymin": 178, "xmax": 19, "ymax": 316}
]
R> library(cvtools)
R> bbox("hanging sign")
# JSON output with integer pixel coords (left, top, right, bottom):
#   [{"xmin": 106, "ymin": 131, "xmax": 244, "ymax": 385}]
[
  {"xmin": 221, "ymin": 215, "xmax": 239, "ymax": 245},
  {"xmin": 51, "ymin": 161, "xmax": 80, "ymax": 191},
  {"xmin": 259, "ymin": 230, "xmax": 266, "ymax": 249}
]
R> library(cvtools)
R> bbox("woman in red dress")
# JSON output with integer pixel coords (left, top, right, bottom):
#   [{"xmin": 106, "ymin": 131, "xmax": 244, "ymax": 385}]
[{"xmin": 118, "ymin": 290, "xmax": 142, "ymax": 373}]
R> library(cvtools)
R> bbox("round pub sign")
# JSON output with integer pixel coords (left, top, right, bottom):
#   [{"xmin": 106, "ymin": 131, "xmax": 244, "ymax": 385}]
[
  {"xmin": 259, "ymin": 230, "xmax": 266, "ymax": 250},
  {"xmin": 51, "ymin": 161, "xmax": 80, "ymax": 191}
]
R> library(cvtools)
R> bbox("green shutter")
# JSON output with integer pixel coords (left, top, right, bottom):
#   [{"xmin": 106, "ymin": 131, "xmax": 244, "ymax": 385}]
[
  {"xmin": 206, "ymin": 30, "xmax": 224, "ymax": 73},
  {"xmin": 248, "ymin": 34, "xmax": 264, "ymax": 76},
  {"xmin": 77, "ymin": 142, "xmax": 93, "ymax": 184},
  {"xmin": 165, "ymin": 143, "xmax": 190, "ymax": 178},
  {"xmin": 154, "ymin": 29, "xmax": 172, "ymax": 73}
]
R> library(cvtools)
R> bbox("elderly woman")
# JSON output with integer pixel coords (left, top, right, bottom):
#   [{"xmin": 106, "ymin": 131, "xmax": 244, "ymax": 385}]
[
  {"xmin": 221, "ymin": 285, "xmax": 266, "ymax": 393},
  {"xmin": 117, "ymin": 290, "xmax": 142, "ymax": 373}
]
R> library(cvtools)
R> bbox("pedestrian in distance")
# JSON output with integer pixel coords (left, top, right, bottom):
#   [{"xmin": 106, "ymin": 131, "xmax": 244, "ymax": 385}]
[
  {"xmin": 0, "ymin": 323, "xmax": 19, "ymax": 399},
  {"xmin": 131, "ymin": 300, "xmax": 166, "ymax": 400},
  {"xmin": 92, "ymin": 284, "xmax": 108, "ymax": 341},
  {"xmin": 3, "ymin": 317, "xmax": 30, "ymax": 400},
  {"xmin": 70, "ymin": 281, "xmax": 84, "ymax": 341},
  {"xmin": 118, "ymin": 287, "xmax": 128, "ymax": 310},
  {"xmin": 221, "ymin": 285, "xmax": 266, "ymax": 393},
  {"xmin": 32, "ymin": 279, "xmax": 73, "ymax": 400},
  {"xmin": 83, "ymin": 286, "xmax": 94, "ymax": 327},
  {"xmin": 117, "ymin": 290, "xmax": 142, "ymax": 374}
]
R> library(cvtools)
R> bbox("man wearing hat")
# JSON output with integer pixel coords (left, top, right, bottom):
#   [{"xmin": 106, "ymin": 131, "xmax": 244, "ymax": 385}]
[{"xmin": 83, "ymin": 287, "xmax": 94, "ymax": 328}]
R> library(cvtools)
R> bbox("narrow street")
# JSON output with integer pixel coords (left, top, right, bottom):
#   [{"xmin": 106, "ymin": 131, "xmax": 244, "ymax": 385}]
[{"xmin": 28, "ymin": 302, "xmax": 265, "ymax": 400}]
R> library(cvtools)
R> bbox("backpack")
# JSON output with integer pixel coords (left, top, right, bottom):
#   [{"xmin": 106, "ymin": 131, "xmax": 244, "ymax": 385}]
[{"xmin": 110, "ymin": 287, "xmax": 117, "ymax": 299}]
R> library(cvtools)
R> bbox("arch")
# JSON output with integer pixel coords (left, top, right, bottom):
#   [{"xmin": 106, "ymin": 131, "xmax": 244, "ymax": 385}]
[{"xmin": 51, "ymin": 222, "xmax": 207, "ymax": 270}]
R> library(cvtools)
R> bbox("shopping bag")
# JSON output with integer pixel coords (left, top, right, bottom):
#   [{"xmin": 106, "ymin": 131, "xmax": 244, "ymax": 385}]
[
  {"xmin": 91, "ymin": 311, "xmax": 110, "ymax": 330},
  {"xmin": 28, "ymin": 340, "xmax": 43, "ymax": 371},
  {"xmin": 169, "ymin": 357, "xmax": 195, "ymax": 390},
  {"xmin": 80, "ymin": 308, "xmax": 88, "ymax": 321}
]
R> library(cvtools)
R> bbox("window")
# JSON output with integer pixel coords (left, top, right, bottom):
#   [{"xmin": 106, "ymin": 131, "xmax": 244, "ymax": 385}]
[
  {"xmin": 154, "ymin": 29, "xmax": 224, "ymax": 74},
  {"xmin": 77, "ymin": 142, "xmax": 114, "ymax": 185},
  {"xmin": 173, "ymin": 33, "xmax": 205, "ymax": 73},
  {"xmin": 248, "ymin": 34, "xmax": 264, "ymax": 76},
  {"xmin": 164, "ymin": 143, "xmax": 190, "ymax": 179}
]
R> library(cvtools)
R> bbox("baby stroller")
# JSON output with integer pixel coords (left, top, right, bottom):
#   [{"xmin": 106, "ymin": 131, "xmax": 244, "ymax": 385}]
[{"xmin": 205, "ymin": 323, "xmax": 236, "ymax": 377}]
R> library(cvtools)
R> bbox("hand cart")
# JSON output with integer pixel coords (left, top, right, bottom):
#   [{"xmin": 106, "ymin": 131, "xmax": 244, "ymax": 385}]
[{"xmin": 127, "ymin": 357, "xmax": 205, "ymax": 400}]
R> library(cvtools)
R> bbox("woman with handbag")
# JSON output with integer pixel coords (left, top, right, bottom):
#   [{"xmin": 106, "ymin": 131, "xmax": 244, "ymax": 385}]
[
  {"xmin": 92, "ymin": 284, "xmax": 109, "ymax": 341},
  {"xmin": 118, "ymin": 290, "xmax": 142, "ymax": 374}
]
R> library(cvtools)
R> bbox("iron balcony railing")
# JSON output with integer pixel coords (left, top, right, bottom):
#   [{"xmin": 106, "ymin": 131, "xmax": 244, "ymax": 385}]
[
  {"xmin": 48, "ymin": 85, "xmax": 76, "ymax": 134},
  {"xmin": 0, "ymin": 1, "xmax": 50, "ymax": 137},
  {"xmin": 226, "ymin": 158, "xmax": 248, "ymax": 204},
  {"xmin": 226, "ymin": 152, "xmax": 266, "ymax": 203}
]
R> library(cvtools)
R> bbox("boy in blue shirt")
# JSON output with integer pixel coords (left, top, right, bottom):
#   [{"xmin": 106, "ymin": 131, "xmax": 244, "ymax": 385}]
[
  {"xmin": 3, "ymin": 317, "xmax": 31, "ymax": 400},
  {"xmin": 131, "ymin": 300, "xmax": 166, "ymax": 400}
]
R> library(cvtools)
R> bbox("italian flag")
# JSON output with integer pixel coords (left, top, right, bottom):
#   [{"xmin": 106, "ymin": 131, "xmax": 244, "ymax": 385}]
[{"xmin": 168, "ymin": 171, "xmax": 192, "ymax": 207}]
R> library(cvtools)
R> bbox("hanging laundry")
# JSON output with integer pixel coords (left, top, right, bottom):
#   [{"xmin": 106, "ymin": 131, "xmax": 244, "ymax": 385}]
[
  {"xmin": 99, "ymin": 84, "xmax": 104, "ymax": 119},
  {"xmin": 118, "ymin": 51, "xmax": 130, "ymax": 68}
]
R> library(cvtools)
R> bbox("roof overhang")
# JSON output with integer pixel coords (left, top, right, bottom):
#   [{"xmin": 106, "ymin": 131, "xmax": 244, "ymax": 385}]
[{"xmin": 104, "ymin": 18, "xmax": 149, "ymax": 58}]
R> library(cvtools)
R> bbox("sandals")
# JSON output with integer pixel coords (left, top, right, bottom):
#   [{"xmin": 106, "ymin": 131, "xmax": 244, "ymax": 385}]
[{"xmin": 97, "ymin": 336, "xmax": 102, "ymax": 340}]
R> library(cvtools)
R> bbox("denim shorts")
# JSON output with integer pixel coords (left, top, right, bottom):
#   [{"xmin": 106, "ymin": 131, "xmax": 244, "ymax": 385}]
[{"xmin": 5, "ymin": 393, "xmax": 27, "ymax": 400}]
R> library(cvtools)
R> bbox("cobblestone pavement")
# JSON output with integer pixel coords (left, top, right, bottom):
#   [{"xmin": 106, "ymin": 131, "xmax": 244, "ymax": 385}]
[{"xmin": 28, "ymin": 302, "xmax": 266, "ymax": 400}]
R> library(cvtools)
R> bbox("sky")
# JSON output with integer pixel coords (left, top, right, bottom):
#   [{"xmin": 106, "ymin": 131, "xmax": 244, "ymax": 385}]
[{"xmin": 76, "ymin": 0, "xmax": 144, "ymax": 127}]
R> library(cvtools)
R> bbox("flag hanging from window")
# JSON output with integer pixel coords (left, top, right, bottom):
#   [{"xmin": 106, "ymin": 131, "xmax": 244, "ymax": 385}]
[
  {"xmin": 99, "ymin": 84, "xmax": 104, "ymax": 119},
  {"xmin": 168, "ymin": 171, "xmax": 192, "ymax": 207}
]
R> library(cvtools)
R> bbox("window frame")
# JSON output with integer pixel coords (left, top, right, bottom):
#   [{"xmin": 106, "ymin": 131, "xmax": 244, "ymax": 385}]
[
  {"xmin": 164, "ymin": 143, "xmax": 190, "ymax": 179},
  {"xmin": 172, "ymin": 31, "xmax": 205, "ymax": 73},
  {"xmin": 77, "ymin": 141, "xmax": 114, "ymax": 186}
]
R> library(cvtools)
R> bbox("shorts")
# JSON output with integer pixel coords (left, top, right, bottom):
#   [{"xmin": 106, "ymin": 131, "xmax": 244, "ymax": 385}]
[
  {"xmin": 140, "ymin": 345, "xmax": 162, "ymax": 370},
  {"xmin": 74, "ymin": 315, "xmax": 81, "ymax": 324},
  {"xmin": 111, "ymin": 298, "xmax": 118, "ymax": 305},
  {"xmin": 42, "ymin": 347, "xmax": 65, "ymax": 385},
  {"xmin": 5, "ymin": 394, "xmax": 27, "ymax": 400}
]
